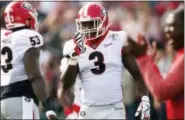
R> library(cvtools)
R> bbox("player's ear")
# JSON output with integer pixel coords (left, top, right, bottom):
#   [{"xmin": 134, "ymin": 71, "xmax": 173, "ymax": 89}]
[{"xmin": 26, "ymin": 19, "xmax": 31, "ymax": 29}]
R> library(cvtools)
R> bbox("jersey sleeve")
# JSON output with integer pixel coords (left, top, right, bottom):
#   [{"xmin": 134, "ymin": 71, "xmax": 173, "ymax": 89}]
[
  {"xmin": 60, "ymin": 57, "xmax": 69, "ymax": 73},
  {"xmin": 136, "ymin": 54, "xmax": 184, "ymax": 102},
  {"xmin": 63, "ymin": 40, "xmax": 75, "ymax": 56},
  {"xmin": 60, "ymin": 40, "xmax": 74, "ymax": 73},
  {"xmin": 119, "ymin": 31, "xmax": 128, "ymax": 47}
]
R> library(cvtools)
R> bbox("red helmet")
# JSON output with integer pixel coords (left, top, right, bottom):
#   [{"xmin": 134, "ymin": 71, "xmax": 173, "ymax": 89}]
[
  {"xmin": 4, "ymin": 1, "xmax": 38, "ymax": 30},
  {"xmin": 76, "ymin": 3, "xmax": 109, "ymax": 41}
]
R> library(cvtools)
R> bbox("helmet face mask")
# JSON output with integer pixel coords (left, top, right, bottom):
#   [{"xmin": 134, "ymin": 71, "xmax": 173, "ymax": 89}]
[
  {"xmin": 76, "ymin": 3, "xmax": 108, "ymax": 41},
  {"xmin": 76, "ymin": 17, "xmax": 105, "ymax": 40}
]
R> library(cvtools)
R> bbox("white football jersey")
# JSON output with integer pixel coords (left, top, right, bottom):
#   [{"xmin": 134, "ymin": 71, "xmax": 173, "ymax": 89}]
[
  {"xmin": 1, "ymin": 29, "xmax": 43, "ymax": 86},
  {"xmin": 63, "ymin": 30, "xmax": 128, "ymax": 105}
]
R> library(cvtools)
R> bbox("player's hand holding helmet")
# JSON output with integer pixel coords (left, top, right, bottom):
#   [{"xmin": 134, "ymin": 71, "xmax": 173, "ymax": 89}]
[
  {"xmin": 135, "ymin": 96, "xmax": 151, "ymax": 120},
  {"xmin": 42, "ymin": 98, "xmax": 57, "ymax": 120}
]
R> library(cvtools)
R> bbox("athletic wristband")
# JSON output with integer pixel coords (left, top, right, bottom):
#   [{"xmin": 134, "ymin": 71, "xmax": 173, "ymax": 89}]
[
  {"xmin": 68, "ymin": 59, "xmax": 77, "ymax": 65},
  {"xmin": 46, "ymin": 110, "xmax": 56, "ymax": 118},
  {"xmin": 64, "ymin": 107, "xmax": 73, "ymax": 116},
  {"xmin": 72, "ymin": 103, "xmax": 81, "ymax": 113}
]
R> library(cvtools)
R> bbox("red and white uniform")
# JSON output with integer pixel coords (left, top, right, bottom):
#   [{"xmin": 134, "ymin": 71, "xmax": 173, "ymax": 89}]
[
  {"xmin": 1, "ymin": 29, "xmax": 43, "ymax": 86},
  {"xmin": 1, "ymin": 29, "xmax": 43, "ymax": 119},
  {"xmin": 78, "ymin": 30, "xmax": 127, "ymax": 105},
  {"xmin": 63, "ymin": 30, "xmax": 128, "ymax": 119},
  {"xmin": 1, "ymin": 2, "xmax": 42, "ymax": 119}
]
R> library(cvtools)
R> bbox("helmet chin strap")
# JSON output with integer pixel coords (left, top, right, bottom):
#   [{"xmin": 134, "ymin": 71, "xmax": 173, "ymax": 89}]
[
  {"xmin": 97, "ymin": 22, "xmax": 111, "ymax": 38},
  {"xmin": 106, "ymin": 23, "xmax": 112, "ymax": 31}
]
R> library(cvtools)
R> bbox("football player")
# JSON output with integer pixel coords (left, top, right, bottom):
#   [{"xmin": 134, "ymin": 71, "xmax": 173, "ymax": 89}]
[
  {"xmin": 1, "ymin": 1, "xmax": 56, "ymax": 119},
  {"xmin": 60, "ymin": 3, "xmax": 150, "ymax": 119},
  {"xmin": 127, "ymin": 5, "xmax": 184, "ymax": 119}
]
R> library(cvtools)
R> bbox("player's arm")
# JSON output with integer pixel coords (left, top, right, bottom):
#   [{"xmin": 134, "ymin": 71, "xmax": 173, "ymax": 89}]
[
  {"xmin": 60, "ymin": 56, "xmax": 79, "ymax": 91},
  {"xmin": 58, "ymin": 57, "xmax": 73, "ymax": 108},
  {"xmin": 57, "ymin": 56, "xmax": 76, "ymax": 113},
  {"xmin": 58, "ymin": 83, "xmax": 74, "ymax": 108},
  {"xmin": 59, "ymin": 33, "xmax": 84, "ymax": 118},
  {"xmin": 23, "ymin": 34, "xmax": 56, "ymax": 119},
  {"xmin": 127, "ymin": 35, "xmax": 184, "ymax": 102},
  {"xmin": 122, "ymin": 43, "xmax": 148, "ymax": 96},
  {"xmin": 136, "ymin": 55, "xmax": 184, "ymax": 102},
  {"xmin": 122, "ymin": 35, "xmax": 150, "ymax": 120},
  {"xmin": 59, "ymin": 56, "xmax": 79, "ymax": 118},
  {"xmin": 58, "ymin": 82, "xmax": 75, "ymax": 118},
  {"xmin": 24, "ymin": 47, "xmax": 48, "ymax": 102},
  {"xmin": 58, "ymin": 36, "xmax": 83, "ymax": 117},
  {"xmin": 60, "ymin": 32, "xmax": 84, "ymax": 93}
]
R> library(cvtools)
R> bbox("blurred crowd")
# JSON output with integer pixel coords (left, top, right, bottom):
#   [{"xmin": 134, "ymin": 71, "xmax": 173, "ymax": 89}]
[{"xmin": 0, "ymin": 1, "xmax": 183, "ymax": 119}]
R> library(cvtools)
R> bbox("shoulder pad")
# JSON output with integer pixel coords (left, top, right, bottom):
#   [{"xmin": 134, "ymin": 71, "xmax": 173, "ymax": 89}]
[{"xmin": 63, "ymin": 39, "xmax": 75, "ymax": 56}]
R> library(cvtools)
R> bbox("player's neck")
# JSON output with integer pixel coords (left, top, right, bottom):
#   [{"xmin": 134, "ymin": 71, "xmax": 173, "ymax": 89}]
[{"xmin": 11, "ymin": 26, "xmax": 30, "ymax": 32}]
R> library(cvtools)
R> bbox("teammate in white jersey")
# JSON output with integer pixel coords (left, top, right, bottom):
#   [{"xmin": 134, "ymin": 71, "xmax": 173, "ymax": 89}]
[
  {"xmin": 60, "ymin": 3, "xmax": 150, "ymax": 119},
  {"xmin": 1, "ymin": 1, "xmax": 56, "ymax": 119}
]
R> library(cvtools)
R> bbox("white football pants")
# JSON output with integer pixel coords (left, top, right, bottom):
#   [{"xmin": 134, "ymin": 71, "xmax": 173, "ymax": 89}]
[
  {"xmin": 1, "ymin": 96, "xmax": 39, "ymax": 119},
  {"xmin": 78, "ymin": 101, "xmax": 126, "ymax": 119}
]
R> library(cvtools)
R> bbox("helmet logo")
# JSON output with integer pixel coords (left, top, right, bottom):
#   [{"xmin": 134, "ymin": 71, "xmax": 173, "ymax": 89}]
[
  {"xmin": 22, "ymin": 2, "xmax": 33, "ymax": 10},
  {"xmin": 101, "ymin": 8, "xmax": 107, "ymax": 16}
]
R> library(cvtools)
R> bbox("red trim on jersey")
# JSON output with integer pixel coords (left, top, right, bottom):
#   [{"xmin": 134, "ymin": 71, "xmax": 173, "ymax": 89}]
[
  {"xmin": 5, "ymin": 31, "xmax": 12, "ymax": 36},
  {"xmin": 85, "ymin": 30, "xmax": 109, "ymax": 49}
]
